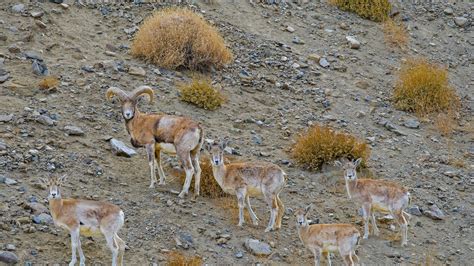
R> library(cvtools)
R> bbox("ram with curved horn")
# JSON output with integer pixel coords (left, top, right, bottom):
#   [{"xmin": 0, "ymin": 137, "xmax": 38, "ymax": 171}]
[{"xmin": 106, "ymin": 85, "xmax": 204, "ymax": 199}]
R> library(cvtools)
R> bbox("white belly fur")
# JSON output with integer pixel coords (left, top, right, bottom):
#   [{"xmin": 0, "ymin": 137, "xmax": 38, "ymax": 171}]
[{"xmin": 159, "ymin": 143, "xmax": 177, "ymax": 154}]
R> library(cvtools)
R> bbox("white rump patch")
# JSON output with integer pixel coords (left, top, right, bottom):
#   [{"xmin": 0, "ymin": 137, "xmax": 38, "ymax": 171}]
[{"xmin": 159, "ymin": 143, "xmax": 177, "ymax": 154}]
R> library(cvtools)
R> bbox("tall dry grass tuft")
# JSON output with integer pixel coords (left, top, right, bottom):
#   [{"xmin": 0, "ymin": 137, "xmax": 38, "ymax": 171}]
[
  {"xmin": 179, "ymin": 76, "xmax": 225, "ymax": 110},
  {"xmin": 393, "ymin": 58, "xmax": 460, "ymax": 116},
  {"xmin": 291, "ymin": 125, "xmax": 370, "ymax": 171},
  {"xmin": 131, "ymin": 8, "xmax": 232, "ymax": 71},
  {"xmin": 329, "ymin": 0, "xmax": 391, "ymax": 22},
  {"xmin": 434, "ymin": 112, "xmax": 455, "ymax": 137},
  {"xmin": 383, "ymin": 18, "xmax": 408, "ymax": 48},
  {"xmin": 167, "ymin": 251, "xmax": 202, "ymax": 266}
]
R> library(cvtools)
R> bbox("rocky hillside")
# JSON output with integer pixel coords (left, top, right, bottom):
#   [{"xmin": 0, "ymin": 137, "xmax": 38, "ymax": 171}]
[{"xmin": 0, "ymin": 0, "xmax": 472, "ymax": 265}]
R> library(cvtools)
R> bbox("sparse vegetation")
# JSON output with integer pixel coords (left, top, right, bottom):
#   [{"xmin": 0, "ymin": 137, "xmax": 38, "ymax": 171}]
[
  {"xmin": 393, "ymin": 59, "xmax": 460, "ymax": 116},
  {"xmin": 292, "ymin": 125, "xmax": 370, "ymax": 171},
  {"xmin": 435, "ymin": 113, "xmax": 455, "ymax": 137},
  {"xmin": 179, "ymin": 77, "xmax": 225, "ymax": 110},
  {"xmin": 131, "ymin": 8, "xmax": 233, "ymax": 71},
  {"xmin": 329, "ymin": 0, "xmax": 391, "ymax": 22},
  {"xmin": 38, "ymin": 76, "xmax": 59, "ymax": 90},
  {"xmin": 383, "ymin": 18, "xmax": 408, "ymax": 48},
  {"xmin": 167, "ymin": 251, "xmax": 202, "ymax": 266}
]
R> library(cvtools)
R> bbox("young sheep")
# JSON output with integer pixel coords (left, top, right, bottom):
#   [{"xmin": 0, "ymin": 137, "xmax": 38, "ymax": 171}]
[
  {"xmin": 106, "ymin": 86, "xmax": 204, "ymax": 198},
  {"xmin": 335, "ymin": 158, "xmax": 410, "ymax": 246},
  {"xmin": 43, "ymin": 175, "xmax": 126, "ymax": 266},
  {"xmin": 207, "ymin": 140, "xmax": 286, "ymax": 232},
  {"xmin": 295, "ymin": 205, "xmax": 360, "ymax": 266}
]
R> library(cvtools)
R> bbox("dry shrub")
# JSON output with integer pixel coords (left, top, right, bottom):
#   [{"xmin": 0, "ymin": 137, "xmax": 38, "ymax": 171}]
[
  {"xmin": 434, "ymin": 112, "xmax": 455, "ymax": 136},
  {"xmin": 38, "ymin": 76, "xmax": 59, "ymax": 90},
  {"xmin": 292, "ymin": 125, "xmax": 370, "ymax": 171},
  {"xmin": 177, "ymin": 155, "xmax": 237, "ymax": 198},
  {"xmin": 167, "ymin": 251, "xmax": 202, "ymax": 266},
  {"xmin": 393, "ymin": 58, "xmax": 460, "ymax": 116},
  {"xmin": 329, "ymin": 0, "xmax": 391, "ymax": 22},
  {"xmin": 131, "ymin": 8, "xmax": 232, "ymax": 71},
  {"xmin": 179, "ymin": 77, "xmax": 225, "ymax": 110},
  {"xmin": 383, "ymin": 18, "xmax": 408, "ymax": 48}
]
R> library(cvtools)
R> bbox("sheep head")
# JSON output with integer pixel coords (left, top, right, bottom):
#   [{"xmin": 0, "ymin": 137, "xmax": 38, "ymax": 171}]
[{"xmin": 106, "ymin": 86, "xmax": 154, "ymax": 120}]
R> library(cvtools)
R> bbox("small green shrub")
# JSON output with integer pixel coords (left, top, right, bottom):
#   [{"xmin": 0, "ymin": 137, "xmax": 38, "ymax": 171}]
[
  {"xmin": 179, "ymin": 77, "xmax": 225, "ymax": 110},
  {"xmin": 292, "ymin": 125, "xmax": 370, "ymax": 171},
  {"xmin": 393, "ymin": 58, "xmax": 460, "ymax": 116},
  {"xmin": 330, "ymin": 0, "xmax": 391, "ymax": 22}
]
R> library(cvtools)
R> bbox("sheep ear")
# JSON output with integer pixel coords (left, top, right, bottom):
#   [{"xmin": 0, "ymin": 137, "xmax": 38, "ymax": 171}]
[
  {"xmin": 220, "ymin": 138, "xmax": 229, "ymax": 150},
  {"xmin": 304, "ymin": 204, "xmax": 312, "ymax": 215},
  {"xmin": 354, "ymin": 158, "xmax": 362, "ymax": 167},
  {"xmin": 38, "ymin": 177, "xmax": 48, "ymax": 185},
  {"xmin": 59, "ymin": 175, "xmax": 67, "ymax": 184},
  {"xmin": 334, "ymin": 160, "xmax": 342, "ymax": 167}
]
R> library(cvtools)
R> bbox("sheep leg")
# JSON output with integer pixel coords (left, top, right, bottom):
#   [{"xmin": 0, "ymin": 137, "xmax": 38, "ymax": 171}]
[
  {"xmin": 361, "ymin": 203, "xmax": 371, "ymax": 239},
  {"xmin": 191, "ymin": 152, "xmax": 201, "ymax": 197},
  {"xmin": 236, "ymin": 189, "xmax": 246, "ymax": 227},
  {"xmin": 178, "ymin": 152, "xmax": 194, "ymax": 198},
  {"xmin": 154, "ymin": 147, "xmax": 166, "ymax": 185},
  {"xmin": 146, "ymin": 144, "xmax": 157, "ymax": 188},
  {"xmin": 245, "ymin": 195, "xmax": 259, "ymax": 225},
  {"xmin": 371, "ymin": 211, "xmax": 380, "ymax": 236}
]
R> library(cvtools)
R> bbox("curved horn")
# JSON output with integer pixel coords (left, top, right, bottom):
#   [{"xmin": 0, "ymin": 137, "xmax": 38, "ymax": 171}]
[
  {"xmin": 106, "ymin": 87, "xmax": 129, "ymax": 101},
  {"xmin": 131, "ymin": 86, "xmax": 154, "ymax": 103}
]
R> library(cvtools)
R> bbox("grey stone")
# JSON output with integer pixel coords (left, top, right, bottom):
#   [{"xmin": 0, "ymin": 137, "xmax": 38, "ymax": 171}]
[
  {"xmin": 235, "ymin": 251, "xmax": 243, "ymax": 258},
  {"xmin": 175, "ymin": 231, "xmax": 193, "ymax": 249},
  {"xmin": 5, "ymin": 244, "xmax": 15, "ymax": 251},
  {"xmin": 454, "ymin": 17, "xmax": 468, "ymax": 27},
  {"xmin": 128, "ymin": 66, "xmax": 146, "ymax": 77},
  {"xmin": 292, "ymin": 36, "xmax": 305, "ymax": 45},
  {"xmin": 0, "ymin": 114, "xmax": 14, "ymax": 122},
  {"xmin": 63, "ymin": 125, "xmax": 84, "ymax": 136},
  {"xmin": 30, "ymin": 11, "xmax": 44, "ymax": 18},
  {"xmin": 443, "ymin": 7, "xmax": 453, "ymax": 15},
  {"xmin": 406, "ymin": 205, "xmax": 422, "ymax": 216},
  {"xmin": 110, "ymin": 139, "xmax": 137, "ymax": 157},
  {"xmin": 12, "ymin": 4, "xmax": 25, "ymax": 13},
  {"xmin": 1, "ymin": 176, "xmax": 18, "ymax": 185},
  {"xmin": 0, "ymin": 140, "xmax": 6, "ymax": 151},
  {"xmin": 24, "ymin": 50, "xmax": 43, "ymax": 61},
  {"xmin": 36, "ymin": 115, "xmax": 55, "ymax": 126},
  {"xmin": 24, "ymin": 202, "xmax": 48, "ymax": 215},
  {"xmin": 346, "ymin": 36, "xmax": 360, "ymax": 49},
  {"xmin": 404, "ymin": 119, "xmax": 420, "ymax": 129},
  {"xmin": 32, "ymin": 213, "xmax": 53, "ymax": 224},
  {"xmin": 244, "ymin": 238, "xmax": 272, "ymax": 256},
  {"xmin": 424, "ymin": 205, "xmax": 445, "ymax": 220},
  {"xmin": 252, "ymin": 134, "xmax": 263, "ymax": 145},
  {"xmin": 286, "ymin": 25, "xmax": 295, "ymax": 33},
  {"xmin": 319, "ymin": 58, "xmax": 330, "ymax": 68},
  {"xmin": 0, "ymin": 74, "xmax": 9, "ymax": 83},
  {"xmin": 32, "ymin": 60, "xmax": 48, "ymax": 76},
  {"xmin": 0, "ymin": 251, "xmax": 19, "ymax": 264},
  {"xmin": 124, "ymin": 26, "xmax": 139, "ymax": 35}
]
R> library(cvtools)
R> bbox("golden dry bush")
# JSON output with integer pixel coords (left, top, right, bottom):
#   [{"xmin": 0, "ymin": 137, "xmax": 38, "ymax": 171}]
[
  {"xmin": 177, "ymin": 155, "xmax": 237, "ymax": 198},
  {"xmin": 329, "ymin": 0, "xmax": 391, "ymax": 22},
  {"xmin": 38, "ymin": 76, "xmax": 59, "ymax": 90},
  {"xmin": 393, "ymin": 59, "xmax": 460, "ymax": 116},
  {"xmin": 131, "ymin": 8, "xmax": 233, "ymax": 71},
  {"xmin": 179, "ymin": 77, "xmax": 225, "ymax": 110},
  {"xmin": 383, "ymin": 18, "xmax": 408, "ymax": 48},
  {"xmin": 292, "ymin": 125, "xmax": 370, "ymax": 171},
  {"xmin": 167, "ymin": 251, "xmax": 202, "ymax": 266}
]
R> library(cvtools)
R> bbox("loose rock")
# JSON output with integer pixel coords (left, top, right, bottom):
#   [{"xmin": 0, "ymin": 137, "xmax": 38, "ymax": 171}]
[
  {"xmin": 404, "ymin": 119, "xmax": 420, "ymax": 129},
  {"xmin": 63, "ymin": 125, "xmax": 84, "ymax": 136},
  {"xmin": 12, "ymin": 4, "xmax": 25, "ymax": 13},
  {"xmin": 424, "ymin": 205, "xmax": 445, "ymax": 220},
  {"xmin": 244, "ymin": 238, "xmax": 272, "ymax": 256},
  {"xmin": 32, "ymin": 213, "xmax": 54, "ymax": 224},
  {"xmin": 454, "ymin": 17, "xmax": 468, "ymax": 27},
  {"xmin": 128, "ymin": 66, "xmax": 146, "ymax": 77},
  {"xmin": 346, "ymin": 36, "xmax": 360, "ymax": 49},
  {"xmin": 110, "ymin": 139, "xmax": 137, "ymax": 157},
  {"xmin": 0, "ymin": 251, "xmax": 19, "ymax": 264}
]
